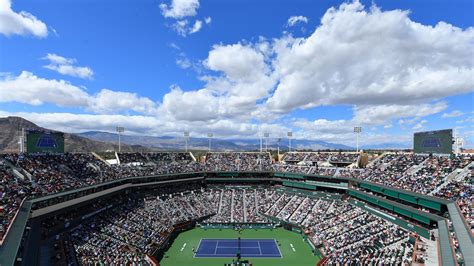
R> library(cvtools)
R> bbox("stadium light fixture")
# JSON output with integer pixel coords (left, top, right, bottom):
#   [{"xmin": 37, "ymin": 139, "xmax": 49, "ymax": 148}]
[
  {"xmin": 208, "ymin": 133, "xmax": 213, "ymax": 152},
  {"xmin": 116, "ymin": 127, "xmax": 125, "ymax": 153},
  {"xmin": 18, "ymin": 128, "xmax": 25, "ymax": 153},
  {"xmin": 354, "ymin": 126, "xmax": 362, "ymax": 153},
  {"xmin": 184, "ymin": 131, "xmax": 190, "ymax": 152},
  {"xmin": 264, "ymin": 132, "xmax": 270, "ymax": 152},
  {"xmin": 287, "ymin": 131, "xmax": 293, "ymax": 152},
  {"xmin": 277, "ymin": 138, "xmax": 281, "ymax": 158}
]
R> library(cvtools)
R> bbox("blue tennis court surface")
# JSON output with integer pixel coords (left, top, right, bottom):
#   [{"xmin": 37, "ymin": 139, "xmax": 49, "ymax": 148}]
[{"xmin": 195, "ymin": 239, "xmax": 281, "ymax": 258}]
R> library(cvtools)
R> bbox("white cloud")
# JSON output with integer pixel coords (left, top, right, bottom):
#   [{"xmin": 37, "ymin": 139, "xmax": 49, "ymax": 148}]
[
  {"xmin": 160, "ymin": 0, "xmax": 199, "ymax": 19},
  {"xmin": 442, "ymin": 110, "xmax": 464, "ymax": 118},
  {"xmin": 412, "ymin": 120, "xmax": 427, "ymax": 130},
  {"xmin": 353, "ymin": 102, "xmax": 447, "ymax": 125},
  {"xmin": 171, "ymin": 19, "xmax": 203, "ymax": 36},
  {"xmin": 205, "ymin": 43, "xmax": 268, "ymax": 82},
  {"xmin": 176, "ymin": 56, "xmax": 191, "ymax": 69},
  {"xmin": 0, "ymin": 71, "xmax": 90, "ymax": 106},
  {"xmin": 266, "ymin": 1, "xmax": 474, "ymax": 113},
  {"xmin": 0, "ymin": 110, "xmax": 286, "ymax": 139},
  {"xmin": 1, "ymin": 0, "xmax": 473, "ymax": 146},
  {"xmin": 42, "ymin": 53, "xmax": 94, "ymax": 79},
  {"xmin": 0, "ymin": 0, "xmax": 48, "ymax": 37},
  {"xmin": 456, "ymin": 116, "xmax": 474, "ymax": 124},
  {"xmin": 291, "ymin": 117, "xmax": 411, "ymax": 146},
  {"xmin": 287, "ymin": 16, "xmax": 308, "ymax": 27},
  {"xmin": 160, "ymin": 86, "xmax": 219, "ymax": 121},
  {"xmin": 160, "ymin": 0, "xmax": 210, "ymax": 36},
  {"xmin": 89, "ymin": 89, "xmax": 159, "ymax": 115},
  {"xmin": 189, "ymin": 19, "xmax": 202, "ymax": 34},
  {"xmin": 0, "ymin": 71, "xmax": 159, "ymax": 115}
]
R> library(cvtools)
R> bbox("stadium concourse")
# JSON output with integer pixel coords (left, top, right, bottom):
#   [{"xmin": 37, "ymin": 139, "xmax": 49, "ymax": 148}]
[{"xmin": 0, "ymin": 151, "xmax": 472, "ymax": 265}]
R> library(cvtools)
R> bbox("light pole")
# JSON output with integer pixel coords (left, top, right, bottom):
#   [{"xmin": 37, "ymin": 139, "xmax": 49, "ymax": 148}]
[
  {"xmin": 208, "ymin": 133, "xmax": 213, "ymax": 152},
  {"xmin": 260, "ymin": 134, "xmax": 263, "ymax": 152},
  {"xmin": 354, "ymin": 126, "xmax": 362, "ymax": 153},
  {"xmin": 116, "ymin": 127, "xmax": 125, "ymax": 152},
  {"xmin": 277, "ymin": 138, "xmax": 281, "ymax": 158},
  {"xmin": 184, "ymin": 131, "xmax": 190, "ymax": 152},
  {"xmin": 264, "ymin": 132, "xmax": 269, "ymax": 152},
  {"xmin": 287, "ymin": 131, "xmax": 293, "ymax": 152},
  {"xmin": 18, "ymin": 128, "xmax": 25, "ymax": 153}
]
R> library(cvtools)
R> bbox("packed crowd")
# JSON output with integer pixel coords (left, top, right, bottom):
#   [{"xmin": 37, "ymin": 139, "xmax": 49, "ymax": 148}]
[
  {"xmin": 0, "ymin": 150, "xmax": 472, "ymax": 259},
  {"xmin": 118, "ymin": 152, "xmax": 194, "ymax": 165},
  {"xmin": 0, "ymin": 152, "xmax": 202, "ymax": 241},
  {"xmin": 434, "ymin": 173, "xmax": 473, "ymax": 232},
  {"xmin": 206, "ymin": 187, "xmax": 271, "ymax": 223},
  {"xmin": 0, "ymin": 163, "xmax": 30, "ymax": 240},
  {"xmin": 67, "ymin": 187, "xmax": 215, "ymax": 264},
  {"xmin": 282, "ymin": 152, "xmax": 360, "ymax": 166},
  {"xmin": 204, "ymin": 152, "xmax": 272, "ymax": 172},
  {"xmin": 56, "ymin": 185, "xmax": 413, "ymax": 264},
  {"xmin": 210, "ymin": 187, "xmax": 412, "ymax": 264}
]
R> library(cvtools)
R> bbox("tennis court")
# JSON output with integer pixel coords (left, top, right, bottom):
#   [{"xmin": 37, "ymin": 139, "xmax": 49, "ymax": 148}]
[{"xmin": 195, "ymin": 238, "xmax": 282, "ymax": 258}]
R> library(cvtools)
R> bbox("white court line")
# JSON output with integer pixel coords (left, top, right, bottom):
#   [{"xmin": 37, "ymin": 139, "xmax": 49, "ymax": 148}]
[
  {"xmin": 193, "ymin": 239, "xmax": 202, "ymax": 258},
  {"xmin": 180, "ymin": 243, "xmax": 187, "ymax": 252},
  {"xmin": 275, "ymin": 239, "xmax": 283, "ymax": 258},
  {"xmin": 258, "ymin": 241, "xmax": 262, "ymax": 255}
]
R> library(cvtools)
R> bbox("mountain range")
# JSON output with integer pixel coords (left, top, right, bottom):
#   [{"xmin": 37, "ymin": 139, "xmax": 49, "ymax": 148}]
[
  {"xmin": 0, "ymin": 116, "xmax": 409, "ymax": 152},
  {"xmin": 77, "ymin": 131, "xmax": 355, "ymax": 151}
]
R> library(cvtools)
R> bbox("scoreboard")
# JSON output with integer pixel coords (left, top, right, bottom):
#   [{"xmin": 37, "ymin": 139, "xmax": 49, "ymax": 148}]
[
  {"xmin": 414, "ymin": 129, "xmax": 452, "ymax": 154},
  {"xmin": 26, "ymin": 130, "xmax": 65, "ymax": 153}
]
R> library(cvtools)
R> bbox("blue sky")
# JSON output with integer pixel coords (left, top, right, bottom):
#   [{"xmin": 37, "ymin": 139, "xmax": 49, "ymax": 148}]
[{"xmin": 0, "ymin": 0, "xmax": 473, "ymax": 147}]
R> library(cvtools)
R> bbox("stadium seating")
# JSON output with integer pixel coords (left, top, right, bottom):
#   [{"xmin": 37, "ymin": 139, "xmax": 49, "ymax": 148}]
[{"xmin": 0, "ymin": 151, "xmax": 472, "ymax": 265}]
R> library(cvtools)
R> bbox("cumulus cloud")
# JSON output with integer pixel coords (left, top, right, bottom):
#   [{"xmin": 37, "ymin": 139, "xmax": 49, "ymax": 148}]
[
  {"xmin": 266, "ymin": 1, "xmax": 474, "ymax": 112},
  {"xmin": 287, "ymin": 15, "xmax": 308, "ymax": 27},
  {"xmin": 0, "ymin": 0, "xmax": 48, "ymax": 37},
  {"xmin": 1, "ymin": 0, "xmax": 473, "ymax": 145},
  {"xmin": 0, "ymin": 71, "xmax": 159, "ymax": 115},
  {"xmin": 89, "ymin": 89, "xmax": 159, "ymax": 115},
  {"xmin": 353, "ymin": 102, "xmax": 447, "ymax": 125},
  {"xmin": 0, "ymin": 71, "xmax": 90, "ymax": 106},
  {"xmin": 42, "ymin": 53, "xmax": 94, "ymax": 79},
  {"xmin": 160, "ymin": 0, "xmax": 199, "ymax": 19},
  {"xmin": 160, "ymin": 86, "xmax": 219, "ymax": 121},
  {"xmin": 0, "ymin": 110, "xmax": 286, "ymax": 139}
]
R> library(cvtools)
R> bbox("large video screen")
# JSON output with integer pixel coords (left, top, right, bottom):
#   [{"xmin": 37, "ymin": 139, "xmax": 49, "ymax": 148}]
[
  {"xmin": 414, "ymin": 129, "xmax": 452, "ymax": 154},
  {"xmin": 26, "ymin": 130, "xmax": 65, "ymax": 153}
]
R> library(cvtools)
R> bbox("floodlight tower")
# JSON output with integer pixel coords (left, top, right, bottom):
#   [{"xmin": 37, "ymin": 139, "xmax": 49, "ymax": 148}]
[
  {"xmin": 18, "ymin": 128, "xmax": 25, "ymax": 153},
  {"xmin": 287, "ymin": 131, "xmax": 293, "ymax": 152},
  {"xmin": 455, "ymin": 137, "xmax": 464, "ymax": 154},
  {"xmin": 184, "ymin": 131, "xmax": 190, "ymax": 152},
  {"xmin": 277, "ymin": 138, "xmax": 281, "ymax": 158},
  {"xmin": 354, "ymin": 126, "xmax": 362, "ymax": 153},
  {"xmin": 264, "ymin": 132, "xmax": 270, "ymax": 152},
  {"xmin": 208, "ymin": 133, "xmax": 213, "ymax": 152},
  {"xmin": 116, "ymin": 127, "xmax": 125, "ymax": 152}
]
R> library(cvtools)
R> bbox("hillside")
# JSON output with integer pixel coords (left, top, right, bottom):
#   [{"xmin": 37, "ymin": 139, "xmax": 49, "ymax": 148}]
[{"xmin": 0, "ymin": 117, "xmax": 148, "ymax": 153}]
